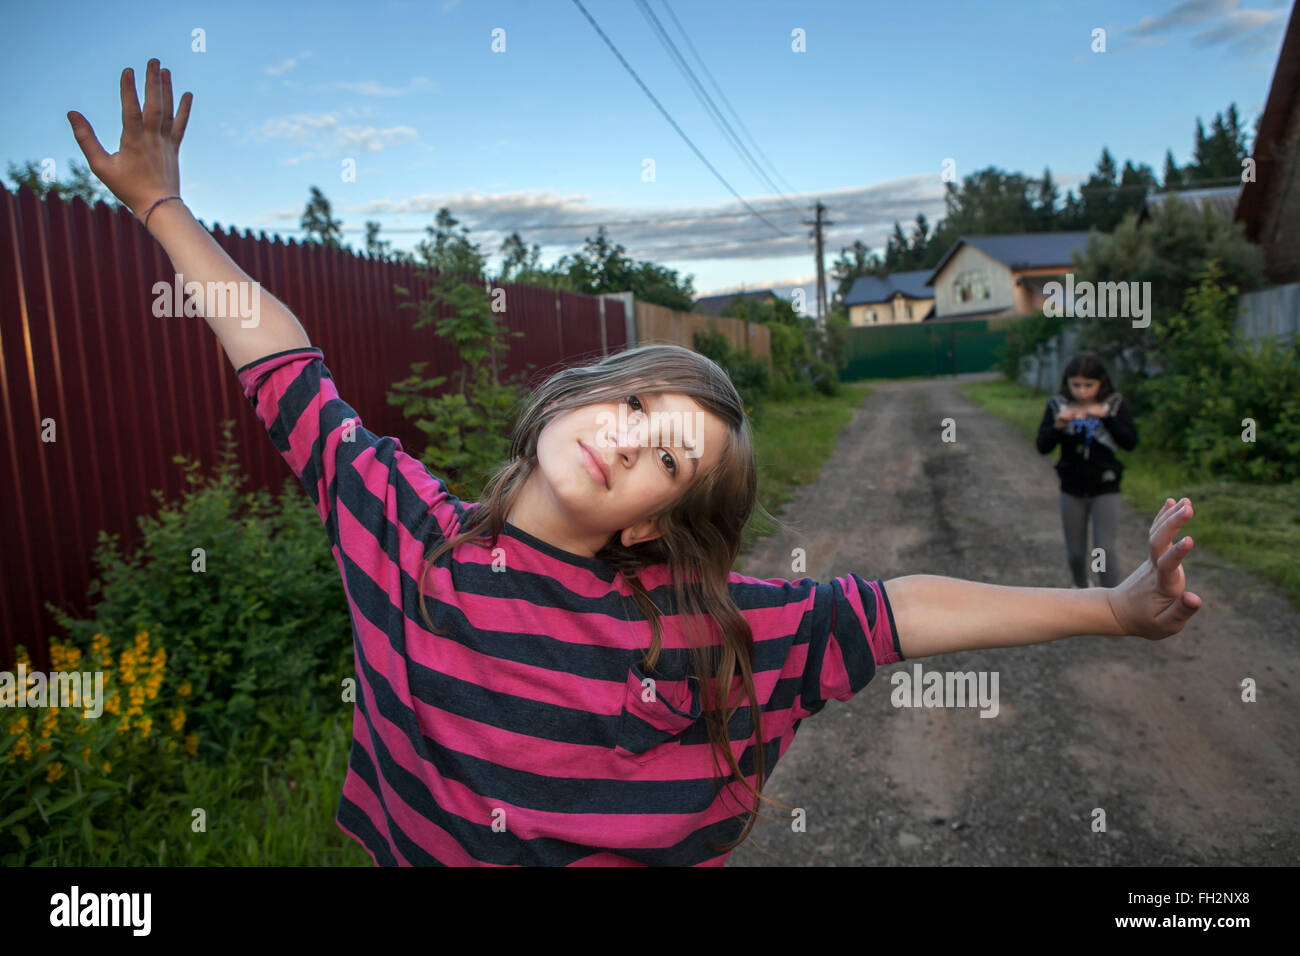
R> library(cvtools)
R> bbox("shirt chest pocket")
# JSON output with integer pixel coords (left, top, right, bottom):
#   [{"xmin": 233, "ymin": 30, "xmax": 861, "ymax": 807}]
[{"xmin": 614, "ymin": 658, "xmax": 703, "ymax": 764}]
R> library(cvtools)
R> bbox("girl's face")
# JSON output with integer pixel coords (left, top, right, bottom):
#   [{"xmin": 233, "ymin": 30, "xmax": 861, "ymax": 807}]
[
  {"xmin": 1068, "ymin": 377, "xmax": 1101, "ymax": 403},
  {"xmin": 517, "ymin": 391, "xmax": 730, "ymax": 554}
]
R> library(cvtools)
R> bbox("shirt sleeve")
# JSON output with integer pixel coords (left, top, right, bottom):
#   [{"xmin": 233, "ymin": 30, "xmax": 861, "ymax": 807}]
[
  {"xmin": 732, "ymin": 571, "xmax": 903, "ymax": 730},
  {"xmin": 235, "ymin": 347, "xmax": 466, "ymax": 557}
]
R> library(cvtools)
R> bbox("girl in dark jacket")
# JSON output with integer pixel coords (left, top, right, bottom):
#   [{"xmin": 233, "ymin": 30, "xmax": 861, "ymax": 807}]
[{"xmin": 1036, "ymin": 352, "xmax": 1138, "ymax": 588}]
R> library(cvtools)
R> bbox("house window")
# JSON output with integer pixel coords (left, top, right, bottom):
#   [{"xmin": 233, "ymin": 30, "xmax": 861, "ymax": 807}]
[
  {"xmin": 953, "ymin": 270, "xmax": 991, "ymax": 303},
  {"xmin": 868, "ymin": 309, "xmax": 877, "ymax": 323},
  {"xmin": 905, "ymin": 303, "xmax": 913, "ymax": 319}
]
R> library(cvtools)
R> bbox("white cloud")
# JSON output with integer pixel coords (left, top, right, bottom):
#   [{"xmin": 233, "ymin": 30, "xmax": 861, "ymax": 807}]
[
  {"xmin": 266, "ymin": 52, "xmax": 313, "ymax": 76},
  {"xmin": 249, "ymin": 111, "xmax": 417, "ymax": 155}
]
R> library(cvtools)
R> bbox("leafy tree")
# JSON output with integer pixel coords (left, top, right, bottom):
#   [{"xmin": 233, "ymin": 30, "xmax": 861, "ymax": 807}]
[
  {"xmin": 6, "ymin": 158, "xmax": 117, "ymax": 208},
  {"xmin": 1189, "ymin": 104, "xmax": 1250, "ymax": 182},
  {"xmin": 300, "ymin": 186, "xmax": 343, "ymax": 248},
  {"xmin": 1162, "ymin": 150, "xmax": 1184, "ymax": 190},
  {"xmin": 1034, "ymin": 168, "xmax": 1060, "ymax": 231},
  {"xmin": 830, "ymin": 239, "xmax": 886, "ymax": 308},
  {"xmin": 498, "ymin": 231, "xmax": 542, "ymax": 282},
  {"xmin": 549, "ymin": 226, "xmax": 696, "ymax": 310},
  {"xmin": 719, "ymin": 294, "xmax": 819, "ymax": 390},
  {"xmin": 387, "ymin": 208, "xmax": 527, "ymax": 499},
  {"xmin": 1069, "ymin": 198, "xmax": 1265, "ymax": 387},
  {"xmin": 1078, "ymin": 149, "xmax": 1154, "ymax": 232},
  {"xmin": 1139, "ymin": 261, "xmax": 1300, "ymax": 482}
]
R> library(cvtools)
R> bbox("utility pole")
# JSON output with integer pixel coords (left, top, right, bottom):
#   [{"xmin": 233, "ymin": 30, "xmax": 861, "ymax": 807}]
[{"xmin": 803, "ymin": 199, "xmax": 834, "ymax": 348}]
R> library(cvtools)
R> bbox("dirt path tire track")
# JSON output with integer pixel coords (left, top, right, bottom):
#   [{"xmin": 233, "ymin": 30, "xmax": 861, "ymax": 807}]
[{"xmin": 728, "ymin": 372, "xmax": 1300, "ymax": 866}]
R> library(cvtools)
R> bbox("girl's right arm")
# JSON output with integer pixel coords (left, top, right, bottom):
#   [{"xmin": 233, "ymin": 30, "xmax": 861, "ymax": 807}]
[{"xmin": 69, "ymin": 59, "xmax": 310, "ymax": 370}]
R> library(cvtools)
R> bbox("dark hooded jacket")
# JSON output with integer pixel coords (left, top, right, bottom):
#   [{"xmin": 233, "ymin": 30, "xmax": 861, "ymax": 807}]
[{"xmin": 1036, "ymin": 392, "xmax": 1138, "ymax": 496}]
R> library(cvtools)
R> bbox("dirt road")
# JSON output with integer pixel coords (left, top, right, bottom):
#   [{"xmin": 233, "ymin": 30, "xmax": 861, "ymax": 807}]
[{"xmin": 728, "ymin": 371, "xmax": 1299, "ymax": 866}]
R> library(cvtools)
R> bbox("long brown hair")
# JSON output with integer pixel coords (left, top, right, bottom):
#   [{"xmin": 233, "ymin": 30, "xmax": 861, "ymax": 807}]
[
  {"xmin": 416, "ymin": 341, "xmax": 795, "ymax": 853},
  {"xmin": 1058, "ymin": 351, "xmax": 1117, "ymax": 403}
]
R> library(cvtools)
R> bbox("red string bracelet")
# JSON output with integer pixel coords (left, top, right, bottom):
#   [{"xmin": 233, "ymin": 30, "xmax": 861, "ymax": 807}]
[{"xmin": 142, "ymin": 195, "xmax": 183, "ymax": 229}]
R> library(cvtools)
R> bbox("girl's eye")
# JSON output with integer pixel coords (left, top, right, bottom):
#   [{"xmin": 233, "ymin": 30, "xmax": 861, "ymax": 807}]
[{"xmin": 628, "ymin": 395, "xmax": 677, "ymax": 476}]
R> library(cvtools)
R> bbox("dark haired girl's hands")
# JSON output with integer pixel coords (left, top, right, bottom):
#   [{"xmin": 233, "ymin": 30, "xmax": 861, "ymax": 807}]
[
  {"xmin": 67, "ymin": 59, "xmax": 192, "ymax": 222},
  {"xmin": 1106, "ymin": 498, "xmax": 1203, "ymax": 641}
]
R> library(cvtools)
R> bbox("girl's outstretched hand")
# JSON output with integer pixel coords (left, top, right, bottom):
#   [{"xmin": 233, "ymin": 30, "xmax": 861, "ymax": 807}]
[
  {"xmin": 67, "ymin": 59, "xmax": 192, "ymax": 222},
  {"xmin": 1106, "ymin": 497, "xmax": 1203, "ymax": 640}
]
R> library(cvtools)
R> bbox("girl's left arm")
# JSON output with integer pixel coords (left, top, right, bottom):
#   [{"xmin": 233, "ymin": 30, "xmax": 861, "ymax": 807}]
[{"xmin": 884, "ymin": 497, "xmax": 1201, "ymax": 659}]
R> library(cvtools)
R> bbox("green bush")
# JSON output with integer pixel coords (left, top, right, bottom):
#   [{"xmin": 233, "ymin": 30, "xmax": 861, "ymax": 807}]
[
  {"xmin": 1138, "ymin": 262, "xmax": 1300, "ymax": 482},
  {"xmin": 692, "ymin": 328, "xmax": 772, "ymax": 412},
  {"xmin": 998, "ymin": 309, "xmax": 1062, "ymax": 381},
  {"xmin": 47, "ymin": 421, "xmax": 354, "ymax": 756}
]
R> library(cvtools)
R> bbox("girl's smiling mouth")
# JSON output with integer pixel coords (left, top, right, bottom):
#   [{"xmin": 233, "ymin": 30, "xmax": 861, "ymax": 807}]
[{"xmin": 579, "ymin": 440, "xmax": 610, "ymax": 489}]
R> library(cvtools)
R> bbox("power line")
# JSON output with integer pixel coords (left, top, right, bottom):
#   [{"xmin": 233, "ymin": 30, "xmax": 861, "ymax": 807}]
[
  {"xmin": 633, "ymin": 0, "xmax": 802, "ymax": 217},
  {"xmin": 658, "ymin": 0, "xmax": 800, "ymax": 197},
  {"xmin": 569, "ymin": 0, "xmax": 791, "ymax": 238}
]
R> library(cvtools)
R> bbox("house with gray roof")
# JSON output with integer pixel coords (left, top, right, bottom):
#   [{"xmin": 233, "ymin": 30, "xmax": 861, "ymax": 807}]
[
  {"xmin": 692, "ymin": 288, "xmax": 779, "ymax": 317},
  {"xmin": 1139, "ymin": 185, "xmax": 1244, "ymax": 224},
  {"xmin": 843, "ymin": 270, "xmax": 935, "ymax": 325},
  {"xmin": 924, "ymin": 232, "xmax": 1096, "ymax": 320}
]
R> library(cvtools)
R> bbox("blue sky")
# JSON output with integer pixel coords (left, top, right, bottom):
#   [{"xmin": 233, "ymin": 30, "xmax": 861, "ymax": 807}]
[{"xmin": 1, "ymin": 0, "xmax": 1290, "ymax": 310}]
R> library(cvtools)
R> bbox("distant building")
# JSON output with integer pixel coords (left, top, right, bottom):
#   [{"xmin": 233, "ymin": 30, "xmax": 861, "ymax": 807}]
[
  {"xmin": 843, "ymin": 270, "xmax": 935, "ymax": 325},
  {"xmin": 924, "ymin": 232, "xmax": 1094, "ymax": 320},
  {"xmin": 1139, "ymin": 185, "xmax": 1243, "ymax": 224},
  {"xmin": 692, "ymin": 289, "xmax": 779, "ymax": 316},
  {"xmin": 1235, "ymin": 1, "xmax": 1300, "ymax": 285}
]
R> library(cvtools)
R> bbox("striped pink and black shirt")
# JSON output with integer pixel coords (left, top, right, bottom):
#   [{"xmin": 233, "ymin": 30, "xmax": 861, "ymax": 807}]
[{"xmin": 238, "ymin": 347, "xmax": 904, "ymax": 866}]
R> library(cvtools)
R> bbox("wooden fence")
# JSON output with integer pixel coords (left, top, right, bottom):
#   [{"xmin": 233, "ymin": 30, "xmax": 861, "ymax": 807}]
[
  {"xmin": 0, "ymin": 184, "xmax": 626, "ymax": 667},
  {"xmin": 633, "ymin": 301, "xmax": 771, "ymax": 366}
]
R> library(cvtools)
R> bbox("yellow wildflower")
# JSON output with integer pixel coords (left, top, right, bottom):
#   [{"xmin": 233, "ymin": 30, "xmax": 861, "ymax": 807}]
[
  {"xmin": 102, "ymin": 760, "xmax": 111, "ymax": 774},
  {"xmin": 45, "ymin": 761, "xmax": 65, "ymax": 782},
  {"xmin": 35, "ymin": 739, "xmax": 52, "ymax": 755},
  {"xmin": 66, "ymin": 647, "xmax": 82, "ymax": 667},
  {"xmin": 178, "ymin": 681, "xmax": 191, "ymax": 698},
  {"xmin": 81, "ymin": 745, "xmax": 91, "ymax": 763},
  {"xmin": 12, "ymin": 734, "xmax": 32, "ymax": 760},
  {"xmin": 8, "ymin": 716, "xmax": 29, "ymax": 733},
  {"xmin": 184, "ymin": 733, "xmax": 198, "ymax": 756},
  {"xmin": 117, "ymin": 718, "xmax": 130, "ymax": 735},
  {"xmin": 91, "ymin": 633, "xmax": 110, "ymax": 656},
  {"xmin": 137, "ymin": 717, "xmax": 152, "ymax": 739},
  {"xmin": 170, "ymin": 709, "xmax": 186, "ymax": 732},
  {"xmin": 104, "ymin": 693, "xmax": 120, "ymax": 715}
]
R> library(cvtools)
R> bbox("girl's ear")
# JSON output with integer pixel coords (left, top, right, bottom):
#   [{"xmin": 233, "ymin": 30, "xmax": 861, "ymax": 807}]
[{"xmin": 620, "ymin": 516, "xmax": 662, "ymax": 549}]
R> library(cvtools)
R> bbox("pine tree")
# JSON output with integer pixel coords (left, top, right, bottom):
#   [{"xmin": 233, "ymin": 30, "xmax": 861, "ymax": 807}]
[{"xmin": 300, "ymin": 186, "xmax": 343, "ymax": 248}]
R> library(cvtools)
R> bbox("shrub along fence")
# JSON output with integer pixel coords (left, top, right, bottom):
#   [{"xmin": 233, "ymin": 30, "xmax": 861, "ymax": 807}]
[{"xmin": 0, "ymin": 184, "xmax": 628, "ymax": 666}]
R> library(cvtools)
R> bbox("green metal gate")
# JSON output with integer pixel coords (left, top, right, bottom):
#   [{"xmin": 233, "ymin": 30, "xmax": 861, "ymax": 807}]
[{"xmin": 841, "ymin": 317, "xmax": 1014, "ymax": 380}]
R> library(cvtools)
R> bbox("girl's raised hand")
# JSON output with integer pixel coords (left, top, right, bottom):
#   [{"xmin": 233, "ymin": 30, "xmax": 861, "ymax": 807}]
[
  {"xmin": 67, "ymin": 59, "xmax": 192, "ymax": 222},
  {"xmin": 1106, "ymin": 497, "xmax": 1203, "ymax": 641}
]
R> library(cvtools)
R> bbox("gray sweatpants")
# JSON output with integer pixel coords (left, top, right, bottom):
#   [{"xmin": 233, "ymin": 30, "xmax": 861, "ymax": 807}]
[{"xmin": 1059, "ymin": 491, "xmax": 1122, "ymax": 588}]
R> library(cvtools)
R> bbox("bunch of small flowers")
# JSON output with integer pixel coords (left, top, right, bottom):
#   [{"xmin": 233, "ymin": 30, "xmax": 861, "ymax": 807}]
[{"xmin": 1, "ymin": 631, "xmax": 198, "ymax": 859}]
